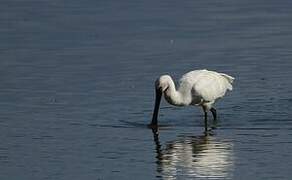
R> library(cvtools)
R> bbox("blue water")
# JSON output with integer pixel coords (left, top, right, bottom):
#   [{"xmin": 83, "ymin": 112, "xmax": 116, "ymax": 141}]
[{"xmin": 1, "ymin": 0, "xmax": 292, "ymax": 179}]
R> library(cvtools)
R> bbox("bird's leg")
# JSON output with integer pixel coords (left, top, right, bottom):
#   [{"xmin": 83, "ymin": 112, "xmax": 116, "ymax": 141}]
[
  {"xmin": 210, "ymin": 107, "xmax": 217, "ymax": 121},
  {"xmin": 203, "ymin": 106, "xmax": 208, "ymax": 132}
]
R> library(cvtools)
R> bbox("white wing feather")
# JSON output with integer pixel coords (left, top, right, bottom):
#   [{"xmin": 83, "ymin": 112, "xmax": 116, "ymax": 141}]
[{"xmin": 179, "ymin": 70, "xmax": 234, "ymax": 104}]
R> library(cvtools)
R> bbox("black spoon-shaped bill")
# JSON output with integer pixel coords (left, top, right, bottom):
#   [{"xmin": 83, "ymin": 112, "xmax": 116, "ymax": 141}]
[{"xmin": 150, "ymin": 88, "xmax": 162, "ymax": 126}]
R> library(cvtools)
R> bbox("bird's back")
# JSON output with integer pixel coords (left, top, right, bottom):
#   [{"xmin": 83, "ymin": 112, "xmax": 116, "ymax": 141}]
[{"xmin": 179, "ymin": 69, "xmax": 234, "ymax": 105}]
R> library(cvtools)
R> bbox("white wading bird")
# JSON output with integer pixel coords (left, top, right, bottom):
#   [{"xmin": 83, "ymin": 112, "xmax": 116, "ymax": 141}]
[{"xmin": 150, "ymin": 69, "xmax": 234, "ymax": 131}]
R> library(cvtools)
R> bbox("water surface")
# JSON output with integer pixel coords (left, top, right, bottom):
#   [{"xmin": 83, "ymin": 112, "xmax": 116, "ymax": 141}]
[{"xmin": 1, "ymin": 0, "xmax": 292, "ymax": 179}]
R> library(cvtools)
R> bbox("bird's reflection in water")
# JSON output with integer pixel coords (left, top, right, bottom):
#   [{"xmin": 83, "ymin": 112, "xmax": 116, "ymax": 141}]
[{"xmin": 152, "ymin": 129, "xmax": 234, "ymax": 179}]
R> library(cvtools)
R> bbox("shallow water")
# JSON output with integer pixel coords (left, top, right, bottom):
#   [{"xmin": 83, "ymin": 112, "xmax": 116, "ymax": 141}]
[{"xmin": 1, "ymin": 0, "xmax": 292, "ymax": 179}]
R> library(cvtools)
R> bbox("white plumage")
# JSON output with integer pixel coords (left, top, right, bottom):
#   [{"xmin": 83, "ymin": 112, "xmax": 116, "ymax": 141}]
[{"xmin": 150, "ymin": 69, "xmax": 234, "ymax": 131}]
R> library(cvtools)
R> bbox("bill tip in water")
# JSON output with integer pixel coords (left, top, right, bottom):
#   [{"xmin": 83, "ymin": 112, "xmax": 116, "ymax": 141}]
[{"xmin": 147, "ymin": 123, "xmax": 158, "ymax": 130}]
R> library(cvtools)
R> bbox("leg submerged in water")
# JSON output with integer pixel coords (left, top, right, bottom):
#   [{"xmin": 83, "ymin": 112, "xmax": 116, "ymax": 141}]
[
  {"xmin": 210, "ymin": 107, "xmax": 217, "ymax": 121},
  {"xmin": 202, "ymin": 106, "xmax": 208, "ymax": 132}
]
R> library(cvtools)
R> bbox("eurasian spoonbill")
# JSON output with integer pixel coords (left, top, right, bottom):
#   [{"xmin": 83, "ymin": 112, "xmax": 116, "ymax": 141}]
[{"xmin": 150, "ymin": 69, "xmax": 234, "ymax": 131}]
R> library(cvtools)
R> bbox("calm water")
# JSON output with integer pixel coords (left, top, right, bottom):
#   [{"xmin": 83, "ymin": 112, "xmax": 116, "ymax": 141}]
[{"xmin": 1, "ymin": 0, "xmax": 292, "ymax": 179}]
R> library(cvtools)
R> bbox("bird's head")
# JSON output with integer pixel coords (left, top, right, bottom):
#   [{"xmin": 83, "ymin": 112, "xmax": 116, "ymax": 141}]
[
  {"xmin": 155, "ymin": 75, "xmax": 171, "ymax": 93},
  {"xmin": 151, "ymin": 75, "xmax": 172, "ymax": 126}
]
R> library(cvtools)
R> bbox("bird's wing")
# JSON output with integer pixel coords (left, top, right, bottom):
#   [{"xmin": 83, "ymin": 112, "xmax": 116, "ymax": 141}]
[
  {"xmin": 191, "ymin": 71, "xmax": 233, "ymax": 102},
  {"xmin": 192, "ymin": 78, "xmax": 217, "ymax": 103},
  {"xmin": 179, "ymin": 70, "xmax": 234, "ymax": 104}
]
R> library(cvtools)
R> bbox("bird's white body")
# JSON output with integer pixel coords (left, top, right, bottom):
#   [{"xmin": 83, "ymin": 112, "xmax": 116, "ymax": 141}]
[
  {"xmin": 151, "ymin": 69, "xmax": 234, "ymax": 130},
  {"xmin": 159, "ymin": 69, "xmax": 234, "ymax": 110}
]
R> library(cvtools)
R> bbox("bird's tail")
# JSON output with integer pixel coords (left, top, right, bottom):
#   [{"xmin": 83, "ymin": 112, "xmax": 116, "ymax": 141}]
[
  {"xmin": 220, "ymin": 73, "xmax": 234, "ymax": 83},
  {"xmin": 220, "ymin": 73, "xmax": 235, "ymax": 90}
]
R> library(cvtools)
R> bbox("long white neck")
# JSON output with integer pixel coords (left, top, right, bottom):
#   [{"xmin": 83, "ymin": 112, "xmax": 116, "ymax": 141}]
[{"xmin": 164, "ymin": 78, "xmax": 185, "ymax": 106}]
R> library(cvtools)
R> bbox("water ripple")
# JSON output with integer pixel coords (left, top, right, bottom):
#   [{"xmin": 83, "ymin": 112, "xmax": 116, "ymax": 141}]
[{"xmin": 152, "ymin": 131, "xmax": 234, "ymax": 179}]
